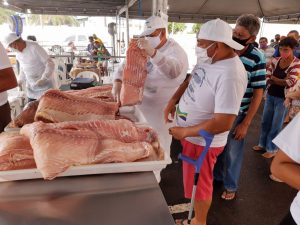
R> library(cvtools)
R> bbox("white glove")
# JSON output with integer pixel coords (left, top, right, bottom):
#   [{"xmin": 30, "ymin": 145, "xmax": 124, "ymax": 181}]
[
  {"xmin": 35, "ymin": 78, "xmax": 47, "ymax": 87},
  {"xmin": 112, "ymin": 80, "xmax": 122, "ymax": 103},
  {"xmin": 137, "ymin": 38, "xmax": 155, "ymax": 57}
]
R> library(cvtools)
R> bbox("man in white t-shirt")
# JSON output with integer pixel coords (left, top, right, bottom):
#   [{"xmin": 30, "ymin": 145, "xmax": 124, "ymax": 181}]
[
  {"xmin": 4, "ymin": 33, "xmax": 56, "ymax": 102},
  {"xmin": 271, "ymin": 113, "xmax": 300, "ymax": 225},
  {"xmin": 0, "ymin": 41, "xmax": 17, "ymax": 132},
  {"xmin": 164, "ymin": 19, "xmax": 247, "ymax": 225}
]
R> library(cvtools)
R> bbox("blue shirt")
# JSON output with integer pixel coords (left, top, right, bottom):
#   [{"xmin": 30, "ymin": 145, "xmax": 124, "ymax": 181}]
[{"xmin": 239, "ymin": 44, "xmax": 266, "ymax": 113}]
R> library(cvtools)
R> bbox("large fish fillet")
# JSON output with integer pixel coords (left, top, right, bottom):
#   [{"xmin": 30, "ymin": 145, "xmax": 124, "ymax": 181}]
[
  {"xmin": 35, "ymin": 89, "xmax": 118, "ymax": 123},
  {"xmin": 0, "ymin": 132, "xmax": 36, "ymax": 170},
  {"xmin": 120, "ymin": 40, "xmax": 147, "ymax": 106},
  {"xmin": 21, "ymin": 125, "xmax": 151, "ymax": 180}
]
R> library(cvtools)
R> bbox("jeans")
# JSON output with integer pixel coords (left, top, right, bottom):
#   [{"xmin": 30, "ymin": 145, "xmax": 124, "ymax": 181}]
[
  {"xmin": 258, "ymin": 94, "xmax": 287, "ymax": 153},
  {"xmin": 213, "ymin": 112, "xmax": 246, "ymax": 192}
]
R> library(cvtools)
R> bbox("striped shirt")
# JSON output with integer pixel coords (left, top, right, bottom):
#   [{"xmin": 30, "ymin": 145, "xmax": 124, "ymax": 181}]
[
  {"xmin": 239, "ymin": 44, "xmax": 266, "ymax": 113},
  {"xmin": 266, "ymin": 56, "xmax": 300, "ymax": 88}
]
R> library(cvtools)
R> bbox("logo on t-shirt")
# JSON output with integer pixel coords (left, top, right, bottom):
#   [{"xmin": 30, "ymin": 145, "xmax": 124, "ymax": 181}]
[
  {"xmin": 176, "ymin": 105, "xmax": 188, "ymax": 121},
  {"xmin": 193, "ymin": 67, "xmax": 206, "ymax": 87}
]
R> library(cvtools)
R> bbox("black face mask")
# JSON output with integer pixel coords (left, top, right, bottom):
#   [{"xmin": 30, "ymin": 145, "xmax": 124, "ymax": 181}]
[{"xmin": 233, "ymin": 36, "xmax": 251, "ymax": 46}]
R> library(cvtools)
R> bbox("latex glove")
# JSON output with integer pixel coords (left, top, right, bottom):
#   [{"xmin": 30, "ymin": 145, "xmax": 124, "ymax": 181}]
[
  {"xmin": 137, "ymin": 38, "xmax": 155, "ymax": 57},
  {"xmin": 35, "ymin": 78, "xmax": 47, "ymax": 87},
  {"xmin": 112, "ymin": 80, "xmax": 122, "ymax": 103}
]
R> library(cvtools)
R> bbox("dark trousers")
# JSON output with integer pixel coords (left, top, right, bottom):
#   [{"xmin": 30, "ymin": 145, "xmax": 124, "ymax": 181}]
[
  {"xmin": 0, "ymin": 102, "xmax": 11, "ymax": 132},
  {"xmin": 280, "ymin": 211, "xmax": 297, "ymax": 225}
]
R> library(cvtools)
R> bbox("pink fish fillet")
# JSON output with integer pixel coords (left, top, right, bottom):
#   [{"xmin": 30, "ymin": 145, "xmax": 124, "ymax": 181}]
[
  {"xmin": 20, "ymin": 125, "xmax": 151, "ymax": 180},
  {"xmin": 65, "ymin": 85, "xmax": 115, "ymax": 102},
  {"xmin": 35, "ymin": 89, "xmax": 118, "ymax": 123},
  {"xmin": 22, "ymin": 119, "xmax": 158, "ymax": 144},
  {"xmin": 0, "ymin": 132, "xmax": 36, "ymax": 170},
  {"xmin": 120, "ymin": 40, "xmax": 148, "ymax": 106}
]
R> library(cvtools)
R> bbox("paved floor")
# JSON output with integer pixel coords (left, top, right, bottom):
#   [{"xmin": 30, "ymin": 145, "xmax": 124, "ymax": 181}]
[{"xmin": 159, "ymin": 106, "xmax": 297, "ymax": 225}]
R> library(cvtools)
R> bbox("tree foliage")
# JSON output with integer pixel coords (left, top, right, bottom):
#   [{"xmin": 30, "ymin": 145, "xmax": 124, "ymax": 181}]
[
  {"xmin": 28, "ymin": 15, "xmax": 79, "ymax": 26},
  {"xmin": 0, "ymin": 8, "xmax": 15, "ymax": 25},
  {"xmin": 168, "ymin": 22, "xmax": 186, "ymax": 34},
  {"xmin": 192, "ymin": 23, "xmax": 201, "ymax": 34}
]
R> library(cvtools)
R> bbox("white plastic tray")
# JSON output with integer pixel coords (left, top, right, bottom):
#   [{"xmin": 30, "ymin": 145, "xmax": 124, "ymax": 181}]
[
  {"xmin": 0, "ymin": 152, "xmax": 171, "ymax": 182},
  {"xmin": 119, "ymin": 105, "xmax": 147, "ymax": 123}
]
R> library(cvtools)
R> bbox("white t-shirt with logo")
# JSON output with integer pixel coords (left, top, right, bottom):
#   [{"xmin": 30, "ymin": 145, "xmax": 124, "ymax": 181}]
[
  {"xmin": 273, "ymin": 113, "xmax": 300, "ymax": 224},
  {"xmin": 0, "ymin": 42, "xmax": 12, "ymax": 106},
  {"xmin": 176, "ymin": 55, "xmax": 247, "ymax": 147}
]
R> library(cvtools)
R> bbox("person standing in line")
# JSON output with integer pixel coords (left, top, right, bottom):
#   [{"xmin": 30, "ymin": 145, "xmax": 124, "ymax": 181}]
[
  {"xmin": 164, "ymin": 18, "xmax": 247, "ymax": 225},
  {"xmin": 214, "ymin": 14, "xmax": 266, "ymax": 200}
]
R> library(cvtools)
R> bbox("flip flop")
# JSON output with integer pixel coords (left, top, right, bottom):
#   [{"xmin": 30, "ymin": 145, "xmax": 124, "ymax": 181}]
[
  {"xmin": 252, "ymin": 145, "xmax": 265, "ymax": 151},
  {"xmin": 221, "ymin": 190, "xmax": 236, "ymax": 200},
  {"xmin": 175, "ymin": 219, "xmax": 189, "ymax": 225},
  {"xmin": 262, "ymin": 152, "xmax": 277, "ymax": 158}
]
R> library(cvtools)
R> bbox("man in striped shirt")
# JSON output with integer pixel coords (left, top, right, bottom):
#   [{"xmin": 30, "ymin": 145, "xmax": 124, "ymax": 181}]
[{"xmin": 214, "ymin": 14, "xmax": 266, "ymax": 200}]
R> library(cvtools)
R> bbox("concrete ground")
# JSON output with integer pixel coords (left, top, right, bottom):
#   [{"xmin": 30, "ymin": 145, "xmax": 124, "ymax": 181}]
[{"xmin": 159, "ymin": 106, "xmax": 297, "ymax": 225}]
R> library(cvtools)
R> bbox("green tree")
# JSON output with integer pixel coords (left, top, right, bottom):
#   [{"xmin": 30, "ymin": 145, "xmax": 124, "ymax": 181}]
[
  {"xmin": 0, "ymin": 8, "xmax": 15, "ymax": 25},
  {"xmin": 28, "ymin": 15, "xmax": 79, "ymax": 26},
  {"xmin": 168, "ymin": 22, "xmax": 186, "ymax": 34},
  {"xmin": 192, "ymin": 23, "xmax": 201, "ymax": 34}
]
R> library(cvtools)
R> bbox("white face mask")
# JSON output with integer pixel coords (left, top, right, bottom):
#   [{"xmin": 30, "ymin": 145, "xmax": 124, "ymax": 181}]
[
  {"xmin": 145, "ymin": 32, "xmax": 161, "ymax": 49},
  {"xmin": 195, "ymin": 42, "xmax": 216, "ymax": 64}
]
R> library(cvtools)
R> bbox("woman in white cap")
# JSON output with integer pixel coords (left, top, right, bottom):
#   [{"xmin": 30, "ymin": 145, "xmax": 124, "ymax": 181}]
[
  {"xmin": 4, "ymin": 33, "xmax": 56, "ymax": 102},
  {"xmin": 112, "ymin": 15, "xmax": 189, "ymax": 182},
  {"xmin": 0, "ymin": 41, "xmax": 17, "ymax": 132}
]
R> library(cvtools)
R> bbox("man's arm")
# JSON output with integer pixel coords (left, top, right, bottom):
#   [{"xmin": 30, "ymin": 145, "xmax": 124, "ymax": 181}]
[
  {"xmin": 286, "ymin": 89, "xmax": 300, "ymax": 99},
  {"xmin": 169, "ymin": 113, "xmax": 236, "ymax": 140},
  {"xmin": 0, "ymin": 67, "xmax": 17, "ymax": 92},
  {"xmin": 138, "ymin": 38, "xmax": 188, "ymax": 79},
  {"xmin": 234, "ymin": 88, "xmax": 264, "ymax": 140},
  {"xmin": 271, "ymin": 150, "xmax": 300, "ymax": 190},
  {"xmin": 164, "ymin": 75, "xmax": 191, "ymax": 123}
]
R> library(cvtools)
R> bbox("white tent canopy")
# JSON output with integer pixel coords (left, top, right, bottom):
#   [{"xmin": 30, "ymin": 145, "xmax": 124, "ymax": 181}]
[{"xmin": 1, "ymin": 0, "xmax": 300, "ymax": 23}]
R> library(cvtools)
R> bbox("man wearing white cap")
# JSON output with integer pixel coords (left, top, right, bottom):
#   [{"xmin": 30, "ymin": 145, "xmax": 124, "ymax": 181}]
[
  {"xmin": 112, "ymin": 16, "xmax": 188, "ymax": 174},
  {"xmin": 0, "ymin": 41, "xmax": 17, "ymax": 132},
  {"xmin": 4, "ymin": 33, "xmax": 56, "ymax": 101},
  {"xmin": 164, "ymin": 18, "xmax": 247, "ymax": 225}
]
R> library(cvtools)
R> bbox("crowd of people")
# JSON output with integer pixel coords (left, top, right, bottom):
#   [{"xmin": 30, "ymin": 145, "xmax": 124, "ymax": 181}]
[
  {"xmin": 112, "ymin": 14, "xmax": 300, "ymax": 225},
  {"xmin": 0, "ymin": 12, "xmax": 299, "ymax": 225}
]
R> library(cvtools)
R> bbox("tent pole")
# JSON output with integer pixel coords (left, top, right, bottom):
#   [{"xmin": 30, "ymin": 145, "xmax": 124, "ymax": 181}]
[
  {"xmin": 126, "ymin": 0, "xmax": 130, "ymax": 47},
  {"xmin": 152, "ymin": 0, "xmax": 157, "ymax": 16}
]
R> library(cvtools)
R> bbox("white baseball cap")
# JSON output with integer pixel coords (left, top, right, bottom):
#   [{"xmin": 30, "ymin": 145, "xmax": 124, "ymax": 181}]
[
  {"xmin": 4, "ymin": 32, "xmax": 21, "ymax": 47},
  {"xmin": 140, "ymin": 16, "xmax": 167, "ymax": 36},
  {"xmin": 198, "ymin": 18, "xmax": 244, "ymax": 50}
]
